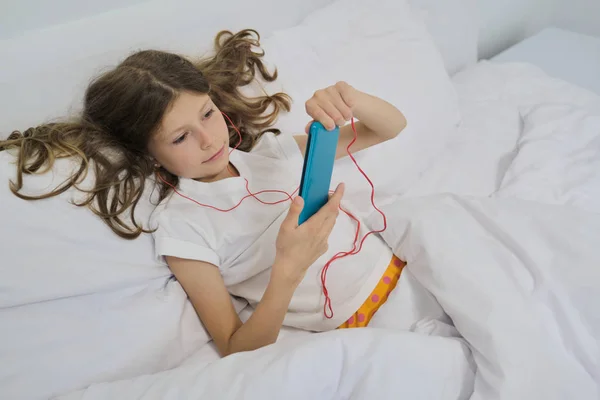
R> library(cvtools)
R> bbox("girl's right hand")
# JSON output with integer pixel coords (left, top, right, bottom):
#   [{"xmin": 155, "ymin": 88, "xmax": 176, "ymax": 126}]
[{"xmin": 272, "ymin": 183, "xmax": 345, "ymax": 288}]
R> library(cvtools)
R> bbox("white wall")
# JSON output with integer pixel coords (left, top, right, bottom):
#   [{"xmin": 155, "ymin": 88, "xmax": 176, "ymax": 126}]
[
  {"xmin": 1, "ymin": 0, "xmax": 598, "ymax": 65},
  {"xmin": 0, "ymin": 0, "xmax": 152, "ymax": 39},
  {"xmin": 553, "ymin": 0, "xmax": 600, "ymax": 37},
  {"xmin": 477, "ymin": 0, "xmax": 600, "ymax": 59},
  {"xmin": 477, "ymin": 0, "xmax": 558, "ymax": 59}
]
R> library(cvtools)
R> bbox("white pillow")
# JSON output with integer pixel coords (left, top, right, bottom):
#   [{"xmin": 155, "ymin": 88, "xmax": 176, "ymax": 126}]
[
  {"xmin": 0, "ymin": 1, "xmax": 459, "ymax": 397},
  {"xmin": 247, "ymin": 0, "xmax": 461, "ymax": 194},
  {"xmin": 0, "ymin": 0, "xmax": 336, "ymax": 136},
  {"xmin": 0, "ymin": 152, "xmax": 248, "ymax": 399}
]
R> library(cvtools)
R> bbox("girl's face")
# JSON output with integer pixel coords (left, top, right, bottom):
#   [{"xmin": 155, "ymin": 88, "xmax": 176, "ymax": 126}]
[{"xmin": 148, "ymin": 91, "xmax": 231, "ymax": 182}]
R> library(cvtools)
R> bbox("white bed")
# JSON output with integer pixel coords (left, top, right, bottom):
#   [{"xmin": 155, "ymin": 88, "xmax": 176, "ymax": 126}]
[
  {"xmin": 1, "ymin": 1, "xmax": 599, "ymax": 399},
  {"xmin": 386, "ymin": 26, "xmax": 600, "ymax": 205}
]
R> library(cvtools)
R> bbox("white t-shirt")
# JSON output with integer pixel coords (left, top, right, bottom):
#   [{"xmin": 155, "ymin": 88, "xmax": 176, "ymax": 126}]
[{"xmin": 151, "ymin": 133, "xmax": 392, "ymax": 331}]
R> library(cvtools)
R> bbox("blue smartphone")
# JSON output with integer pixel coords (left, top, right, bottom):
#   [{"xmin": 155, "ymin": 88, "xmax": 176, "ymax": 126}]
[{"xmin": 298, "ymin": 121, "xmax": 339, "ymax": 225}]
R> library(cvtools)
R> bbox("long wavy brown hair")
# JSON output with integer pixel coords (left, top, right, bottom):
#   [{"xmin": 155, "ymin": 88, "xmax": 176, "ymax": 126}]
[{"xmin": 0, "ymin": 29, "xmax": 291, "ymax": 239}]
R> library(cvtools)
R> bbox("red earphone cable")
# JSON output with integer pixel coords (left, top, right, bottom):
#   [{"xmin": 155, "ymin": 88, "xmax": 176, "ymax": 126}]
[
  {"xmin": 319, "ymin": 118, "xmax": 387, "ymax": 318},
  {"xmin": 156, "ymin": 113, "xmax": 386, "ymax": 319}
]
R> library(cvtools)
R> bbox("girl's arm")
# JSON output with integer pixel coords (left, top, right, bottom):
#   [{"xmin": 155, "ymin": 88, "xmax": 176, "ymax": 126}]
[
  {"xmin": 295, "ymin": 81, "xmax": 407, "ymax": 159},
  {"xmin": 166, "ymin": 184, "xmax": 344, "ymax": 357},
  {"xmin": 166, "ymin": 256, "xmax": 296, "ymax": 356}
]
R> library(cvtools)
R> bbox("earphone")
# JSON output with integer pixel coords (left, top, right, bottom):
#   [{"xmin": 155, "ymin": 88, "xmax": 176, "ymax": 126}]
[{"xmin": 156, "ymin": 111, "xmax": 387, "ymax": 319}]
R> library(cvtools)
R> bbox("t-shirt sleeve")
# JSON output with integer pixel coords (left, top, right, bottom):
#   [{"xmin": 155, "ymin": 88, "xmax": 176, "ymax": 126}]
[
  {"xmin": 153, "ymin": 210, "xmax": 220, "ymax": 266},
  {"xmin": 252, "ymin": 132, "xmax": 303, "ymax": 161},
  {"xmin": 275, "ymin": 132, "xmax": 304, "ymax": 160}
]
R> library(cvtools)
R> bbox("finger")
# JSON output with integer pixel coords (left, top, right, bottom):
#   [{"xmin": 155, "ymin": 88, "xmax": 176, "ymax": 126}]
[
  {"xmin": 306, "ymin": 102, "xmax": 336, "ymax": 131},
  {"xmin": 315, "ymin": 206, "xmax": 340, "ymax": 242},
  {"xmin": 304, "ymin": 201, "xmax": 335, "ymax": 227},
  {"xmin": 326, "ymin": 183, "xmax": 345, "ymax": 211},
  {"xmin": 308, "ymin": 183, "xmax": 344, "ymax": 224},
  {"xmin": 316, "ymin": 97, "xmax": 346, "ymax": 128},
  {"xmin": 305, "ymin": 120, "xmax": 313, "ymax": 134},
  {"xmin": 327, "ymin": 87, "xmax": 353, "ymax": 122},
  {"xmin": 320, "ymin": 215, "xmax": 338, "ymax": 239},
  {"xmin": 336, "ymin": 81, "xmax": 358, "ymax": 110},
  {"xmin": 321, "ymin": 204, "xmax": 340, "ymax": 232},
  {"xmin": 282, "ymin": 196, "xmax": 304, "ymax": 229}
]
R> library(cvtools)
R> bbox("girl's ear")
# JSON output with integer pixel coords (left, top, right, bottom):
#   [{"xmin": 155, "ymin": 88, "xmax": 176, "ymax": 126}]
[{"xmin": 149, "ymin": 157, "xmax": 161, "ymax": 169}]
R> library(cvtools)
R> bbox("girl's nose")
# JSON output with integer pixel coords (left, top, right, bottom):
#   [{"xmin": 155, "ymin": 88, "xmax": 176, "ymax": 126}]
[{"xmin": 197, "ymin": 129, "xmax": 213, "ymax": 150}]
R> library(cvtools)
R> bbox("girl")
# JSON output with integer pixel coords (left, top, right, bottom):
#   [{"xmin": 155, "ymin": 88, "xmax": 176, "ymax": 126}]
[{"xmin": 1, "ymin": 29, "xmax": 407, "ymax": 357}]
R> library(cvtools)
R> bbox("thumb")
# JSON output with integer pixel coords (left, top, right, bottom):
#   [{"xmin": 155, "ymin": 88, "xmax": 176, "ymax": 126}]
[
  {"xmin": 305, "ymin": 120, "xmax": 313, "ymax": 134},
  {"xmin": 284, "ymin": 196, "xmax": 304, "ymax": 227}
]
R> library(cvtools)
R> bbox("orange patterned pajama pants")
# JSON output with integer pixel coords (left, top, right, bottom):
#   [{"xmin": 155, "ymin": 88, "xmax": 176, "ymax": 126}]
[{"xmin": 338, "ymin": 255, "xmax": 405, "ymax": 329}]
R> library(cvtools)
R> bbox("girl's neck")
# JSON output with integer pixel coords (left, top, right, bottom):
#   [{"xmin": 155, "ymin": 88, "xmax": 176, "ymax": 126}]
[{"xmin": 194, "ymin": 162, "xmax": 240, "ymax": 183}]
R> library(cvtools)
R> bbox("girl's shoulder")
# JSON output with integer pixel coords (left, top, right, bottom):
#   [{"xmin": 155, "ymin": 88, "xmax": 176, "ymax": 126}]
[{"xmin": 251, "ymin": 131, "xmax": 303, "ymax": 162}]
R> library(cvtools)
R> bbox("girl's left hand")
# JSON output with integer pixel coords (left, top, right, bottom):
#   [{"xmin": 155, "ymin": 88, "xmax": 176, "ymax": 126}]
[{"xmin": 305, "ymin": 81, "xmax": 359, "ymax": 133}]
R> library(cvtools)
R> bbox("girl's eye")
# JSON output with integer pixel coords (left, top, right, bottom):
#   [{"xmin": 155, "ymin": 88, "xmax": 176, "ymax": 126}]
[
  {"xmin": 203, "ymin": 109, "xmax": 214, "ymax": 119},
  {"xmin": 173, "ymin": 132, "xmax": 188, "ymax": 145}
]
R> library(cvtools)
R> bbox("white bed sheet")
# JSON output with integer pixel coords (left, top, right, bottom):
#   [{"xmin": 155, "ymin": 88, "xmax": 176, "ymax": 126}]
[
  {"xmin": 172, "ymin": 59, "xmax": 537, "ymax": 369},
  {"xmin": 58, "ymin": 62, "xmax": 600, "ymax": 399},
  {"xmin": 372, "ymin": 195, "xmax": 600, "ymax": 399},
  {"xmin": 410, "ymin": 60, "xmax": 600, "ymax": 198},
  {"xmin": 141, "ymin": 59, "xmax": 600, "ymax": 368},
  {"xmin": 58, "ymin": 329, "xmax": 475, "ymax": 400},
  {"xmin": 491, "ymin": 27, "xmax": 600, "ymax": 96}
]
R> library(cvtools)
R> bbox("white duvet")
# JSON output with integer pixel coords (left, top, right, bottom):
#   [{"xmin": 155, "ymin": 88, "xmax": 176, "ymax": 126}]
[{"xmin": 53, "ymin": 62, "xmax": 600, "ymax": 399}]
